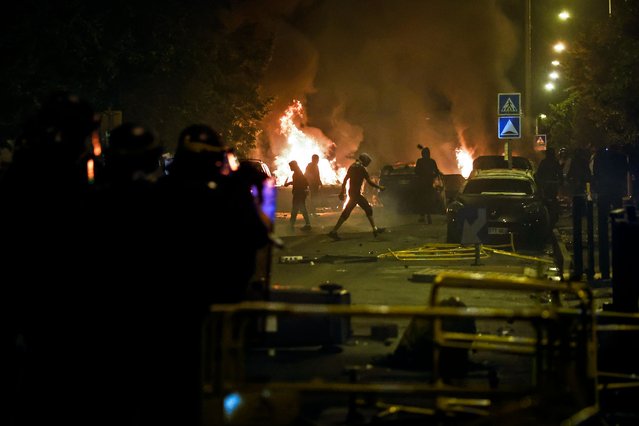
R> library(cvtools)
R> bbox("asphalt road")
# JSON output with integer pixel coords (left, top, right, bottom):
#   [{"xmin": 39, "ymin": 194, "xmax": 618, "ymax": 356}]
[
  {"xmin": 206, "ymin": 200, "xmax": 631, "ymax": 425},
  {"xmin": 269, "ymin": 204, "xmax": 558, "ymax": 308},
  {"xmin": 206, "ymin": 204, "xmax": 604, "ymax": 425}
]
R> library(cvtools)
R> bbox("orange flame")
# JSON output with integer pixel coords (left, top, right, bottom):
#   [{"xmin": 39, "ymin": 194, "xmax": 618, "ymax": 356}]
[
  {"xmin": 91, "ymin": 131, "xmax": 102, "ymax": 156},
  {"xmin": 455, "ymin": 147, "xmax": 474, "ymax": 178},
  {"xmin": 274, "ymin": 100, "xmax": 346, "ymax": 186},
  {"xmin": 86, "ymin": 158, "xmax": 95, "ymax": 184}
]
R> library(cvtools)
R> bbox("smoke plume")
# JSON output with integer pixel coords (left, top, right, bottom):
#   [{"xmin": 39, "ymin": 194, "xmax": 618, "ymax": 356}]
[{"xmin": 222, "ymin": 0, "xmax": 519, "ymax": 174}]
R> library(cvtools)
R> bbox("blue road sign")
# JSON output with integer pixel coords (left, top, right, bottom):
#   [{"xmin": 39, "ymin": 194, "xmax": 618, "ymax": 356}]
[
  {"xmin": 498, "ymin": 116, "xmax": 521, "ymax": 139},
  {"xmin": 498, "ymin": 93, "xmax": 521, "ymax": 115}
]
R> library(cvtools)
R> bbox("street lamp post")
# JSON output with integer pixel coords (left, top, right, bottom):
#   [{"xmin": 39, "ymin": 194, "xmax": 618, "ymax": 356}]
[
  {"xmin": 524, "ymin": 0, "xmax": 533, "ymax": 147},
  {"xmin": 535, "ymin": 113, "xmax": 546, "ymax": 135}
]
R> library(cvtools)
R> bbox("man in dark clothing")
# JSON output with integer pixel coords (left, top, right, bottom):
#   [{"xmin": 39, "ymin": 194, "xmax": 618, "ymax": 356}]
[
  {"xmin": 536, "ymin": 148, "xmax": 564, "ymax": 197},
  {"xmin": 328, "ymin": 152, "xmax": 385, "ymax": 239},
  {"xmin": 535, "ymin": 147, "xmax": 564, "ymax": 226},
  {"xmin": 157, "ymin": 124, "xmax": 271, "ymax": 425},
  {"xmin": 2, "ymin": 92, "xmax": 102, "ymax": 426},
  {"xmin": 566, "ymin": 147, "xmax": 592, "ymax": 196},
  {"xmin": 414, "ymin": 146, "xmax": 442, "ymax": 224},
  {"xmin": 305, "ymin": 153, "xmax": 323, "ymax": 214},
  {"xmin": 91, "ymin": 122, "xmax": 168, "ymax": 425},
  {"xmin": 285, "ymin": 160, "xmax": 311, "ymax": 230},
  {"xmin": 593, "ymin": 145, "xmax": 629, "ymax": 209}
]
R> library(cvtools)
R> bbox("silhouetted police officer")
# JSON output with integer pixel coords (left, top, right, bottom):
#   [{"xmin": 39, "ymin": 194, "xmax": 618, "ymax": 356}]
[
  {"xmin": 2, "ymin": 92, "xmax": 102, "ymax": 426},
  {"xmin": 90, "ymin": 122, "xmax": 168, "ymax": 424},
  {"xmin": 157, "ymin": 124, "xmax": 270, "ymax": 425}
]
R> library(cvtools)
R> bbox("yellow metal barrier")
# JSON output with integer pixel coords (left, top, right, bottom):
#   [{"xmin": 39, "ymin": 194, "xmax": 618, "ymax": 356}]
[
  {"xmin": 203, "ymin": 272, "xmax": 599, "ymax": 425},
  {"xmin": 377, "ymin": 243, "xmax": 554, "ymax": 263},
  {"xmin": 594, "ymin": 310, "xmax": 639, "ymax": 397}
]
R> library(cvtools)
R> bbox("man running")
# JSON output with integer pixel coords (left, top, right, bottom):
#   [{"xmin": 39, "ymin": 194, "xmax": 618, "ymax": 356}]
[{"xmin": 328, "ymin": 153, "xmax": 385, "ymax": 239}]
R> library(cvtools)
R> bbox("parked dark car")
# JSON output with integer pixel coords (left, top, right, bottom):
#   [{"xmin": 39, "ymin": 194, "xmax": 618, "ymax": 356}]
[
  {"xmin": 377, "ymin": 162, "xmax": 446, "ymax": 214},
  {"xmin": 446, "ymin": 168, "xmax": 550, "ymax": 249}
]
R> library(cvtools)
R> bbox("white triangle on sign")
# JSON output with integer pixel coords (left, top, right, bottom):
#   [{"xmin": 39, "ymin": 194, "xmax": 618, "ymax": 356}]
[{"xmin": 500, "ymin": 120, "xmax": 519, "ymax": 136}]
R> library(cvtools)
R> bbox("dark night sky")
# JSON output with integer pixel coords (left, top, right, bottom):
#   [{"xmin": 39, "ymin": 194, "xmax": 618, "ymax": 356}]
[{"xmin": 221, "ymin": 0, "xmax": 522, "ymax": 173}]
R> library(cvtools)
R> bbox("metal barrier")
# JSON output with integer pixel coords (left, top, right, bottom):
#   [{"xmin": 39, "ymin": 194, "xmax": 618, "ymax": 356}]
[
  {"xmin": 596, "ymin": 311, "xmax": 639, "ymax": 382},
  {"xmin": 202, "ymin": 272, "xmax": 598, "ymax": 425}
]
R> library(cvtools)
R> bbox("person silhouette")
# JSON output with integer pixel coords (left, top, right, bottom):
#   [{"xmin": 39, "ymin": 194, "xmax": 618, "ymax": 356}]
[
  {"xmin": 285, "ymin": 160, "xmax": 312, "ymax": 230},
  {"xmin": 90, "ymin": 121, "xmax": 169, "ymax": 424},
  {"xmin": 305, "ymin": 154, "xmax": 323, "ymax": 214},
  {"xmin": 414, "ymin": 146, "xmax": 442, "ymax": 224},
  {"xmin": 156, "ymin": 124, "xmax": 270, "ymax": 425},
  {"xmin": 566, "ymin": 147, "xmax": 592, "ymax": 196},
  {"xmin": 328, "ymin": 152, "xmax": 385, "ymax": 240},
  {"xmin": 535, "ymin": 147, "xmax": 564, "ymax": 226},
  {"xmin": 2, "ymin": 92, "xmax": 102, "ymax": 426}
]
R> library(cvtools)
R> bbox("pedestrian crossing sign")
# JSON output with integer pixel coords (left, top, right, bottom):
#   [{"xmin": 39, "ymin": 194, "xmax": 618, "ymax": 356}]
[
  {"xmin": 498, "ymin": 93, "xmax": 521, "ymax": 115},
  {"xmin": 498, "ymin": 116, "xmax": 521, "ymax": 139},
  {"xmin": 535, "ymin": 134, "xmax": 547, "ymax": 151}
]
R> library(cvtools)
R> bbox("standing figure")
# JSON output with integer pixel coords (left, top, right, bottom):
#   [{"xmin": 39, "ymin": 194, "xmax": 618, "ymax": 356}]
[
  {"xmin": 535, "ymin": 147, "xmax": 564, "ymax": 226},
  {"xmin": 2, "ymin": 92, "xmax": 102, "ymax": 426},
  {"xmin": 593, "ymin": 144, "xmax": 629, "ymax": 209},
  {"xmin": 157, "ymin": 124, "xmax": 270, "ymax": 425},
  {"xmin": 285, "ymin": 160, "xmax": 312, "ymax": 230},
  {"xmin": 415, "ymin": 146, "xmax": 442, "ymax": 224},
  {"xmin": 328, "ymin": 152, "xmax": 385, "ymax": 240},
  {"xmin": 566, "ymin": 147, "xmax": 592, "ymax": 196},
  {"xmin": 305, "ymin": 154, "xmax": 323, "ymax": 214}
]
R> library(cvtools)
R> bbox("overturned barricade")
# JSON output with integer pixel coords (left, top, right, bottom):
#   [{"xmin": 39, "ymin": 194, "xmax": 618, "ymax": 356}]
[{"xmin": 202, "ymin": 273, "xmax": 599, "ymax": 425}]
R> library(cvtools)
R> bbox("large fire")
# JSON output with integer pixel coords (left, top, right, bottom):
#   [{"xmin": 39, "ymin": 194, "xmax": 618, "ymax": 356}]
[
  {"xmin": 455, "ymin": 147, "xmax": 474, "ymax": 178},
  {"xmin": 273, "ymin": 100, "xmax": 346, "ymax": 186}
]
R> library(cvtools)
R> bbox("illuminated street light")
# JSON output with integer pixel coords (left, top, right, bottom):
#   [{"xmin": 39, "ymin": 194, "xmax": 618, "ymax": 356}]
[
  {"xmin": 553, "ymin": 42, "xmax": 566, "ymax": 53},
  {"xmin": 535, "ymin": 113, "xmax": 547, "ymax": 134},
  {"xmin": 551, "ymin": 60, "xmax": 560, "ymax": 66},
  {"xmin": 549, "ymin": 71, "xmax": 559, "ymax": 80},
  {"xmin": 558, "ymin": 11, "xmax": 571, "ymax": 21},
  {"xmin": 544, "ymin": 82, "xmax": 555, "ymax": 91}
]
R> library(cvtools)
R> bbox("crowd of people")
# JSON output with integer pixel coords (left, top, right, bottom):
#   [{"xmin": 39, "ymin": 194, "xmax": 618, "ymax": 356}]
[
  {"xmin": 4, "ymin": 92, "xmax": 272, "ymax": 426},
  {"xmin": 540, "ymin": 144, "xmax": 639, "ymax": 212}
]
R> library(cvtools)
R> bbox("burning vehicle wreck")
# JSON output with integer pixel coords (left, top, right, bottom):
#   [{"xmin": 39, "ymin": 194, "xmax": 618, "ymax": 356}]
[{"xmin": 376, "ymin": 162, "xmax": 447, "ymax": 215}]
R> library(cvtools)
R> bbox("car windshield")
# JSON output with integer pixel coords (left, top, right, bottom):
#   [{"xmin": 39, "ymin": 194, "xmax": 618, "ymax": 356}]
[{"xmin": 463, "ymin": 178, "xmax": 533, "ymax": 195}]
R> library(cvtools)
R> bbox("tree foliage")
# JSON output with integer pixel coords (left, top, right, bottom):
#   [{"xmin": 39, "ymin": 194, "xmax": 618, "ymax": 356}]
[
  {"xmin": 549, "ymin": 3, "xmax": 639, "ymax": 149},
  {"xmin": 0, "ymin": 1, "xmax": 273, "ymax": 154}
]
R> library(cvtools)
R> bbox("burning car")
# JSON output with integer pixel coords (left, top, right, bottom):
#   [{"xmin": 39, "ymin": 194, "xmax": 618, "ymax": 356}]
[
  {"xmin": 446, "ymin": 168, "xmax": 550, "ymax": 250},
  {"xmin": 377, "ymin": 162, "xmax": 447, "ymax": 214}
]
